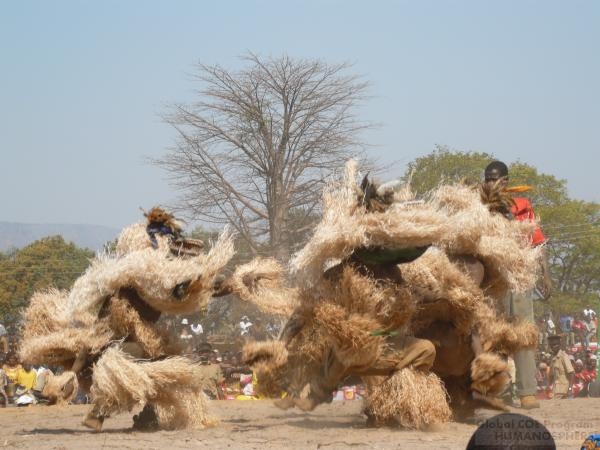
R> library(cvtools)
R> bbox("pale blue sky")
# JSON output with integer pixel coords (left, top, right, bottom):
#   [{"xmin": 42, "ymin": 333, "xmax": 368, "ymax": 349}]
[{"xmin": 1, "ymin": 1, "xmax": 598, "ymax": 229}]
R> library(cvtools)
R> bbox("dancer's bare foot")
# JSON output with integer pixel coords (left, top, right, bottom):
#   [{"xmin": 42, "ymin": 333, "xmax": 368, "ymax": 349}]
[
  {"xmin": 273, "ymin": 396, "xmax": 295, "ymax": 410},
  {"xmin": 293, "ymin": 397, "xmax": 318, "ymax": 411},
  {"xmin": 82, "ymin": 414, "xmax": 104, "ymax": 432}
]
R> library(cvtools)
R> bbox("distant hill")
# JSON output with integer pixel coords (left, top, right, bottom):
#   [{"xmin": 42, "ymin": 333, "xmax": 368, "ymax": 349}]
[{"xmin": 0, "ymin": 222, "xmax": 120, "ymax": 252}]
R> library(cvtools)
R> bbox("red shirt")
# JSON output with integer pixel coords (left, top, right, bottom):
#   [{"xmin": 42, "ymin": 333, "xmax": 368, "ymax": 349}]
[
  {"xmin": 511, "ymin": 197, "xmax": 546, "ymax": 246},
  {"xmin": 581, "ymin": 368, "xmax": 596, "ymax": 382}
]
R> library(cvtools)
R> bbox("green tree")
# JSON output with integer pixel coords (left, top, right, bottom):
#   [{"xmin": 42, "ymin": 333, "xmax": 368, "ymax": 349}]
[
  {"xmin": 402, "ymin": 145, "xmax": 494, "ymax": 195},
  {"xmin": 0, "ymin": 236, "xmax": 94, "ymax": 323},
  {"xmin": 541, "ymin": 200, "xmax": 600, "ymax": 316}
]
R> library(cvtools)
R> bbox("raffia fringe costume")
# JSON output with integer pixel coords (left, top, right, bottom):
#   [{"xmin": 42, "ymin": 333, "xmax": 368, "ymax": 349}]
[
  {"xmin": 20, "ymin": 209, "xmax": 234, "ymax": 430},
  {"xmin": 241, "ymin": 161, "xmax": 540, "ymax": 428}
]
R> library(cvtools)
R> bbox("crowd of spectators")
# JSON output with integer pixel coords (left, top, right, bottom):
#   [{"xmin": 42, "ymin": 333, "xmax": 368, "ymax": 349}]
[
  {"xmin": 0, "ymin": 352, "xmax": 57, "ymax": 407},
  {"xmin": 2, "ymin": 307, "xmax": 599, "ymax": 408},
  {"xmin": 533, "ymin": 307, "xmax": 599, "ymax": 401}
]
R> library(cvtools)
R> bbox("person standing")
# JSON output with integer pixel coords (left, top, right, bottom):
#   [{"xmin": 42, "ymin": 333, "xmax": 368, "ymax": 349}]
[
  {"xmin": 583, "ymin": 306, "xmax": 597, "ymax": 321},
  {"xmin": 584, "ymin": 316, "xmax": 597, "ymax": 350},
  {"xmin": 239, "ymin": 316, "xmax": 253, "ymax": 337},
  {"xmin": 484, "ymin": 161, "xmax": 552, "ymax": 410},
  {"xmin": 190, "ymin": 322, "xmax": 204, "ymax": 336},
  {"xmin": 572, "ymin": 314, "xmax": 588, "ymax": 347},
  {"xmin": 547, "ymin": 335, "xmax": 574, "ymax": 399},
  {"xmin": 560, "ymin": 314, "xmax": 575, "ymax": 347}
]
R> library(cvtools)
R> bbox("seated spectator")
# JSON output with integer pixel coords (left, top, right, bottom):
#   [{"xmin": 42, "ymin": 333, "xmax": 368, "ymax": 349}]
[
  {"xmin": 238, "ymin": 372, "xmax": 258, "ymax": 399},
  {"xmin": 585, "ymin": 350, "xmax": 596, "ymax": 366},
  {"xmin": 194, "ymin": 345, "xmax": 224, "ymax": 399},
  {"xmin": 572, "ymin": 360, "xmax": 587, "ymax": 397},
  {"xmin": 2, "ymin": 353, "xmax": 21, "ymax": 382},
  {"xmin": 584, "ymin": 355, "xmax": 597, "ymax": 382},
  {"xmin": 221, "ymin": 354, "xmax": 248, "ymax": 398},
  {"xmin": 536, "ymin": 361, "xmax": 550, "ymax": 398},
  {"xmin": 7, "ymin": 362, "xmax": 38, "ymax": 407},
  {"xmin": 13, "ymin": 385, "xmax": 38, "ymax": 406},
  {"xmin": 586, "ymin": 356, "xmax": 600, "ymax": 398},
  {"xmin": 16, "ymin": 362, "xmax": 37, "ymax": 394},
  {"xmin": 2, "ymin": 353, "xmax": 22, "ymax": 403}
]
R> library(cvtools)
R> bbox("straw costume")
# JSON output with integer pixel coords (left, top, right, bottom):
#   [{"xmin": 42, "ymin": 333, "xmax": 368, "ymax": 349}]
[
  {"xmin": 243, "ymin": 161, "xmax": 541, "ymax": 428},
  {"xmin": 19, "ymin": 208, "xmax": 234, "ymax": 431}
]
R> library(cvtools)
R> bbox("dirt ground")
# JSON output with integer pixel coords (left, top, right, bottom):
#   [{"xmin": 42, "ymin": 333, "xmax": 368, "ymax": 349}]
[{"xmin": 1, "ymin": 398, "xmax": 599, "ymax": 450}]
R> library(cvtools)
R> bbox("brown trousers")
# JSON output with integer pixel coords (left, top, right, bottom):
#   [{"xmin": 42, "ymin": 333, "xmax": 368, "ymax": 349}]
[{"xmin": 360, "ymin": 335, "xmax": 436, "ymax": 376}]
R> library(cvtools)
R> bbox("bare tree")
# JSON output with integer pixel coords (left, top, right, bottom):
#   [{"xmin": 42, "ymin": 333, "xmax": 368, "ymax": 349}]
[{"xmin": 156, "ymin": 53, "xmax": 370, "ymax": 260}]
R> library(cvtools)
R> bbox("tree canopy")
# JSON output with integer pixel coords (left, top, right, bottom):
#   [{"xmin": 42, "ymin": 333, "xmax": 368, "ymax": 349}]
[
  {"xmin": 402, "ymin": 145, "xmax": 494, "ymax": 194},
  {"xmin": 0, "ymin": 236, "xmax": 94, "ymax": 325}
]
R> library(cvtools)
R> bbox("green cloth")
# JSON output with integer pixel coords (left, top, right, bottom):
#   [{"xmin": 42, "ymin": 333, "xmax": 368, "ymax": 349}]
[{"xmin": 352, "ymin": 245, "xmax": 429, "ymax": 266}]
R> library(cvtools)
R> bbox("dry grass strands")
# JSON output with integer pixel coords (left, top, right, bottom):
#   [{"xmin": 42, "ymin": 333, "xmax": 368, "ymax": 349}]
[
  {"xmin": 474, "ymin": 300, "xmax": 538, "ymax": 354},
  {"xmin": 470, "ymin": 352, "xmax": 510, "ymax": 397},
  {"xmin": 430, "ymin": 184, "xmax": 540, "ymax": 299},
  {"xmin": 66, "ymin": 228, "xmax": 235, "ymax": 318},
  {"xmin": 21, "ymin": 288, "xmax": 72, "ymax": 337},
  {"xmin": 91, "ymin": 346, "xmax": 157, "ymax": 416},
  {"xmin": 313, "ymin": 302, "xmax": 384, "ymax": 369},
  {"xmin": 402, "ymin": 248, "xmax": 481, "ymax": 335},
  {"xmin": 226, "ymin": 257, "xmax": 298, "ymax": 316},
  {"xmin": 20, "ymin": 288, "xmax": 110, "ymax": 365},
  {"xmin": 283, "ymin": 324, "xmax": 333, "ymax": 400},
  {"xmin": 365, "ymin": 367, "xmax": 451, "ymax": 429},
  {"xmin": 116, "ymin": 223, "xmax": 172, "ymax": 255},
  {"xmin": 243, "ymin": 340, "xmax": 289, "ymax": 372},
  {"xmin": 243, "ymin": 340, "xmax": 289, "ymax": 398},
  {"xmin": 293, "ymin": 164, "xmax": 539, "ymax": 304},
  {"xmin": 42, "ymin": 371, "xmax": 79, "ymax": 405},
  {"xmin": 91, "ymin": 346, "xmax": 214, "ymax": 429},
  {"xmin": 290, "ymin": 161, "xmax": 364, "ymax": 282},
  {"xmin": 479, "ymin": 180, "xmax": 515, "ymax": 217},
  {"xmin": 291, "ymin": 197, "xmax": 446, "ymax": 288},
  {"xmin": 240, "ymin": 161, "xmax": 543, "ymax": 425},
  {"xmin": 19, "ymin": 322, "xmax": 113, "ymax": 366},
  {"xmin": 323, "ymin": 265, "xmax": 416, "ymax": 330},
  {"xmin": 153, "ymin": 390, "xmax": 215, "ymax": 430},
  {"xmin": 106, "ymin": 296, "xmax": 170, "ymax": 358}
]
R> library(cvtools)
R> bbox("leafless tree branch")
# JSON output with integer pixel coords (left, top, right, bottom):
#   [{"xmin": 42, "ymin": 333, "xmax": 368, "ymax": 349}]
[{"xmin": 155, "ymin": 53, "xmax": 372, "ymax": 260}]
